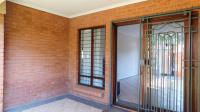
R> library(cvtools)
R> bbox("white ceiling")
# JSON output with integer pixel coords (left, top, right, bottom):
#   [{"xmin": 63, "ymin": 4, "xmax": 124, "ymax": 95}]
[{"xmin": 8, "ymin": 0, "xmax": 146, "ymax": 18}]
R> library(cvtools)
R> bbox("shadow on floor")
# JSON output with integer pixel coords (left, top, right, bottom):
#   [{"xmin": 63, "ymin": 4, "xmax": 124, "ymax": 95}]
[{"xmin": 103, "ymin": 106, "xmax": 131, "ymax": 112}]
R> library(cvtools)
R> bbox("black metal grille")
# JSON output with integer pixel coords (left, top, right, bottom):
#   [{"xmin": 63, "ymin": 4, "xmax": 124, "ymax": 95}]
[
  {"xmin": 79, "ymin": 26, "xmax": 105, "ymax": 89},
  {"xmin": 138, "ymin": 11, "xmax": 199, "ymax": 112}
]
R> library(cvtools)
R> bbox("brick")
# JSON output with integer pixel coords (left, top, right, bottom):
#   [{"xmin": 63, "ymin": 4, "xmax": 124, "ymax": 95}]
[
  {"xmin": 4, "ymin": 2, "xmax": 69, "ymax": 109},
  {"xmin": 68, "ymin": 0, "xmax": 200, "ymax": 105},
  {"xmin": 3, "ymin": 0, "xmax": 200, "ymax": 111}
]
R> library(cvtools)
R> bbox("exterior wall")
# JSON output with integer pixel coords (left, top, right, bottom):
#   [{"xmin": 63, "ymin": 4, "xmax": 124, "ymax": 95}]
[
  {"xmin": 0, "ymin": 14, "xmax": 4, "ymax": 112},
  {"xmin": 68, "ymin": 0, "xmax": 200, "ymax": 105},
  {"xmin": 4, "ymin": 2, "xmax": 69, "ymax": 109},
  {"xmin": 2, "ymin": 0, "xmax": 200, "ymax": 110}
]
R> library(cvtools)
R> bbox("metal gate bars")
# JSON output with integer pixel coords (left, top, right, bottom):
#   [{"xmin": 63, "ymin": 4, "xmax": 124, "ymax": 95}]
[{"xmin": 138, "ymin": 11, "xmax": 199, "ymax": 112}]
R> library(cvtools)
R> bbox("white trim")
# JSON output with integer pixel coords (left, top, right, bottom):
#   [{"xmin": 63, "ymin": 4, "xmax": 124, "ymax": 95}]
[{"xmin": 8, "ymin": 0, "xmax": 147, "ymax": 18}]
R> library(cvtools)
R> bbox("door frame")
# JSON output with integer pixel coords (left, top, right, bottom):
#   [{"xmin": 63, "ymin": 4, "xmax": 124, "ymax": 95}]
[
  {"xmin": 110, "ymin": 10, "xmax": 199, "ymax": 111},
  {"xmin": 111, "ymin": 19, "xmax": 141, "ymax": 111}
]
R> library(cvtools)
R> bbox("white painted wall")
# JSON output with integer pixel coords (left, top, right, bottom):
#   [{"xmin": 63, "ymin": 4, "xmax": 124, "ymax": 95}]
[{"xmin": 117, "ymin": 24, "xmax": 140, "ymax": 81}]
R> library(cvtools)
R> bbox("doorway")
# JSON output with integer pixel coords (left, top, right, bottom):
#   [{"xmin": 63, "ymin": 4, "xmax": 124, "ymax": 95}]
[
  {"xmin": 141, "ymin": 21, "xmax": 185, "ymax": 112},
  {"xmin": 115, "ymin": 24, "xmax": 141, "ymax": 109},
  {"xmin": 112, "ymin": 11, "xmax": 199, "ymax": 112}
]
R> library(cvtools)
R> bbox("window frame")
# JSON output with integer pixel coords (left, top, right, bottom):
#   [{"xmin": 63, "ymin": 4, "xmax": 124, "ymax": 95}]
[{"xmin": 78, "ymin": 25, "xmax": 106, "ymax": 90}]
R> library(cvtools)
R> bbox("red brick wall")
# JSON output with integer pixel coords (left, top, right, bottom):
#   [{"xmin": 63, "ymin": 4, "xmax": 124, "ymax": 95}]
[
  {"xmin": 68, "ymin": 0, "xmax": 200, "ymax": 105},
  {"xmin": 4, "ymin": 2, "xmax": 69, "ymax": 109},
  {"xmin": 0, "ymin": 14, "xmax": 4, "ymax": 112},
  {"xmin": 3, "ymin": 0, "xmax": 200, "ymax": 110}
]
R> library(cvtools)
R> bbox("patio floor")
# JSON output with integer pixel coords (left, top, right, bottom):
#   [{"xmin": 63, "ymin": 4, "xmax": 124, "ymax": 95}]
[{"xmin": 22, "ymin": 98, "xmax": 103, "ymax": 112}]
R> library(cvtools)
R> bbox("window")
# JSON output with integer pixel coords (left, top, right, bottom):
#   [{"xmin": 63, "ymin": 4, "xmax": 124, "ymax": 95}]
[{"xmin": 78, "ymin": 26, "xmax": 105, "ymax": 89}]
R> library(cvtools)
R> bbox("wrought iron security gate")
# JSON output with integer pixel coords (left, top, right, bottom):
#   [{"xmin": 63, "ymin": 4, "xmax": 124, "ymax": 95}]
[{"xmin": 138, "ymin": 11, "xmax": 199, "ymax": 112}]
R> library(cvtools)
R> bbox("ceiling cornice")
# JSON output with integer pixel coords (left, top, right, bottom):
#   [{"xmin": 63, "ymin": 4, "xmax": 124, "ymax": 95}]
[
  {"xmin": 7, "ymin": 0, "xmax": 69, "ymax": 18},
  {"xmin": 69, "ymin": 0, "xmax": 147, "ymax": 18},
  {"xmin": 8, "ymin": 0, "xmax": 147, "ymax": 18}
]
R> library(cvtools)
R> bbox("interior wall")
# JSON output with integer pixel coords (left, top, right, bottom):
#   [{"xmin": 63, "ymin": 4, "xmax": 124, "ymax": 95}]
[
  {"xmin": 117, "ymin": 24, "xmax": 140, "ymax": 81},
  {"xmin": 4, "ymin": 2, "xmax": 69, "ymax": 109},
  {"xmin": 68, "ymin": 0, "xmax": 200, "ymax": 105}
]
